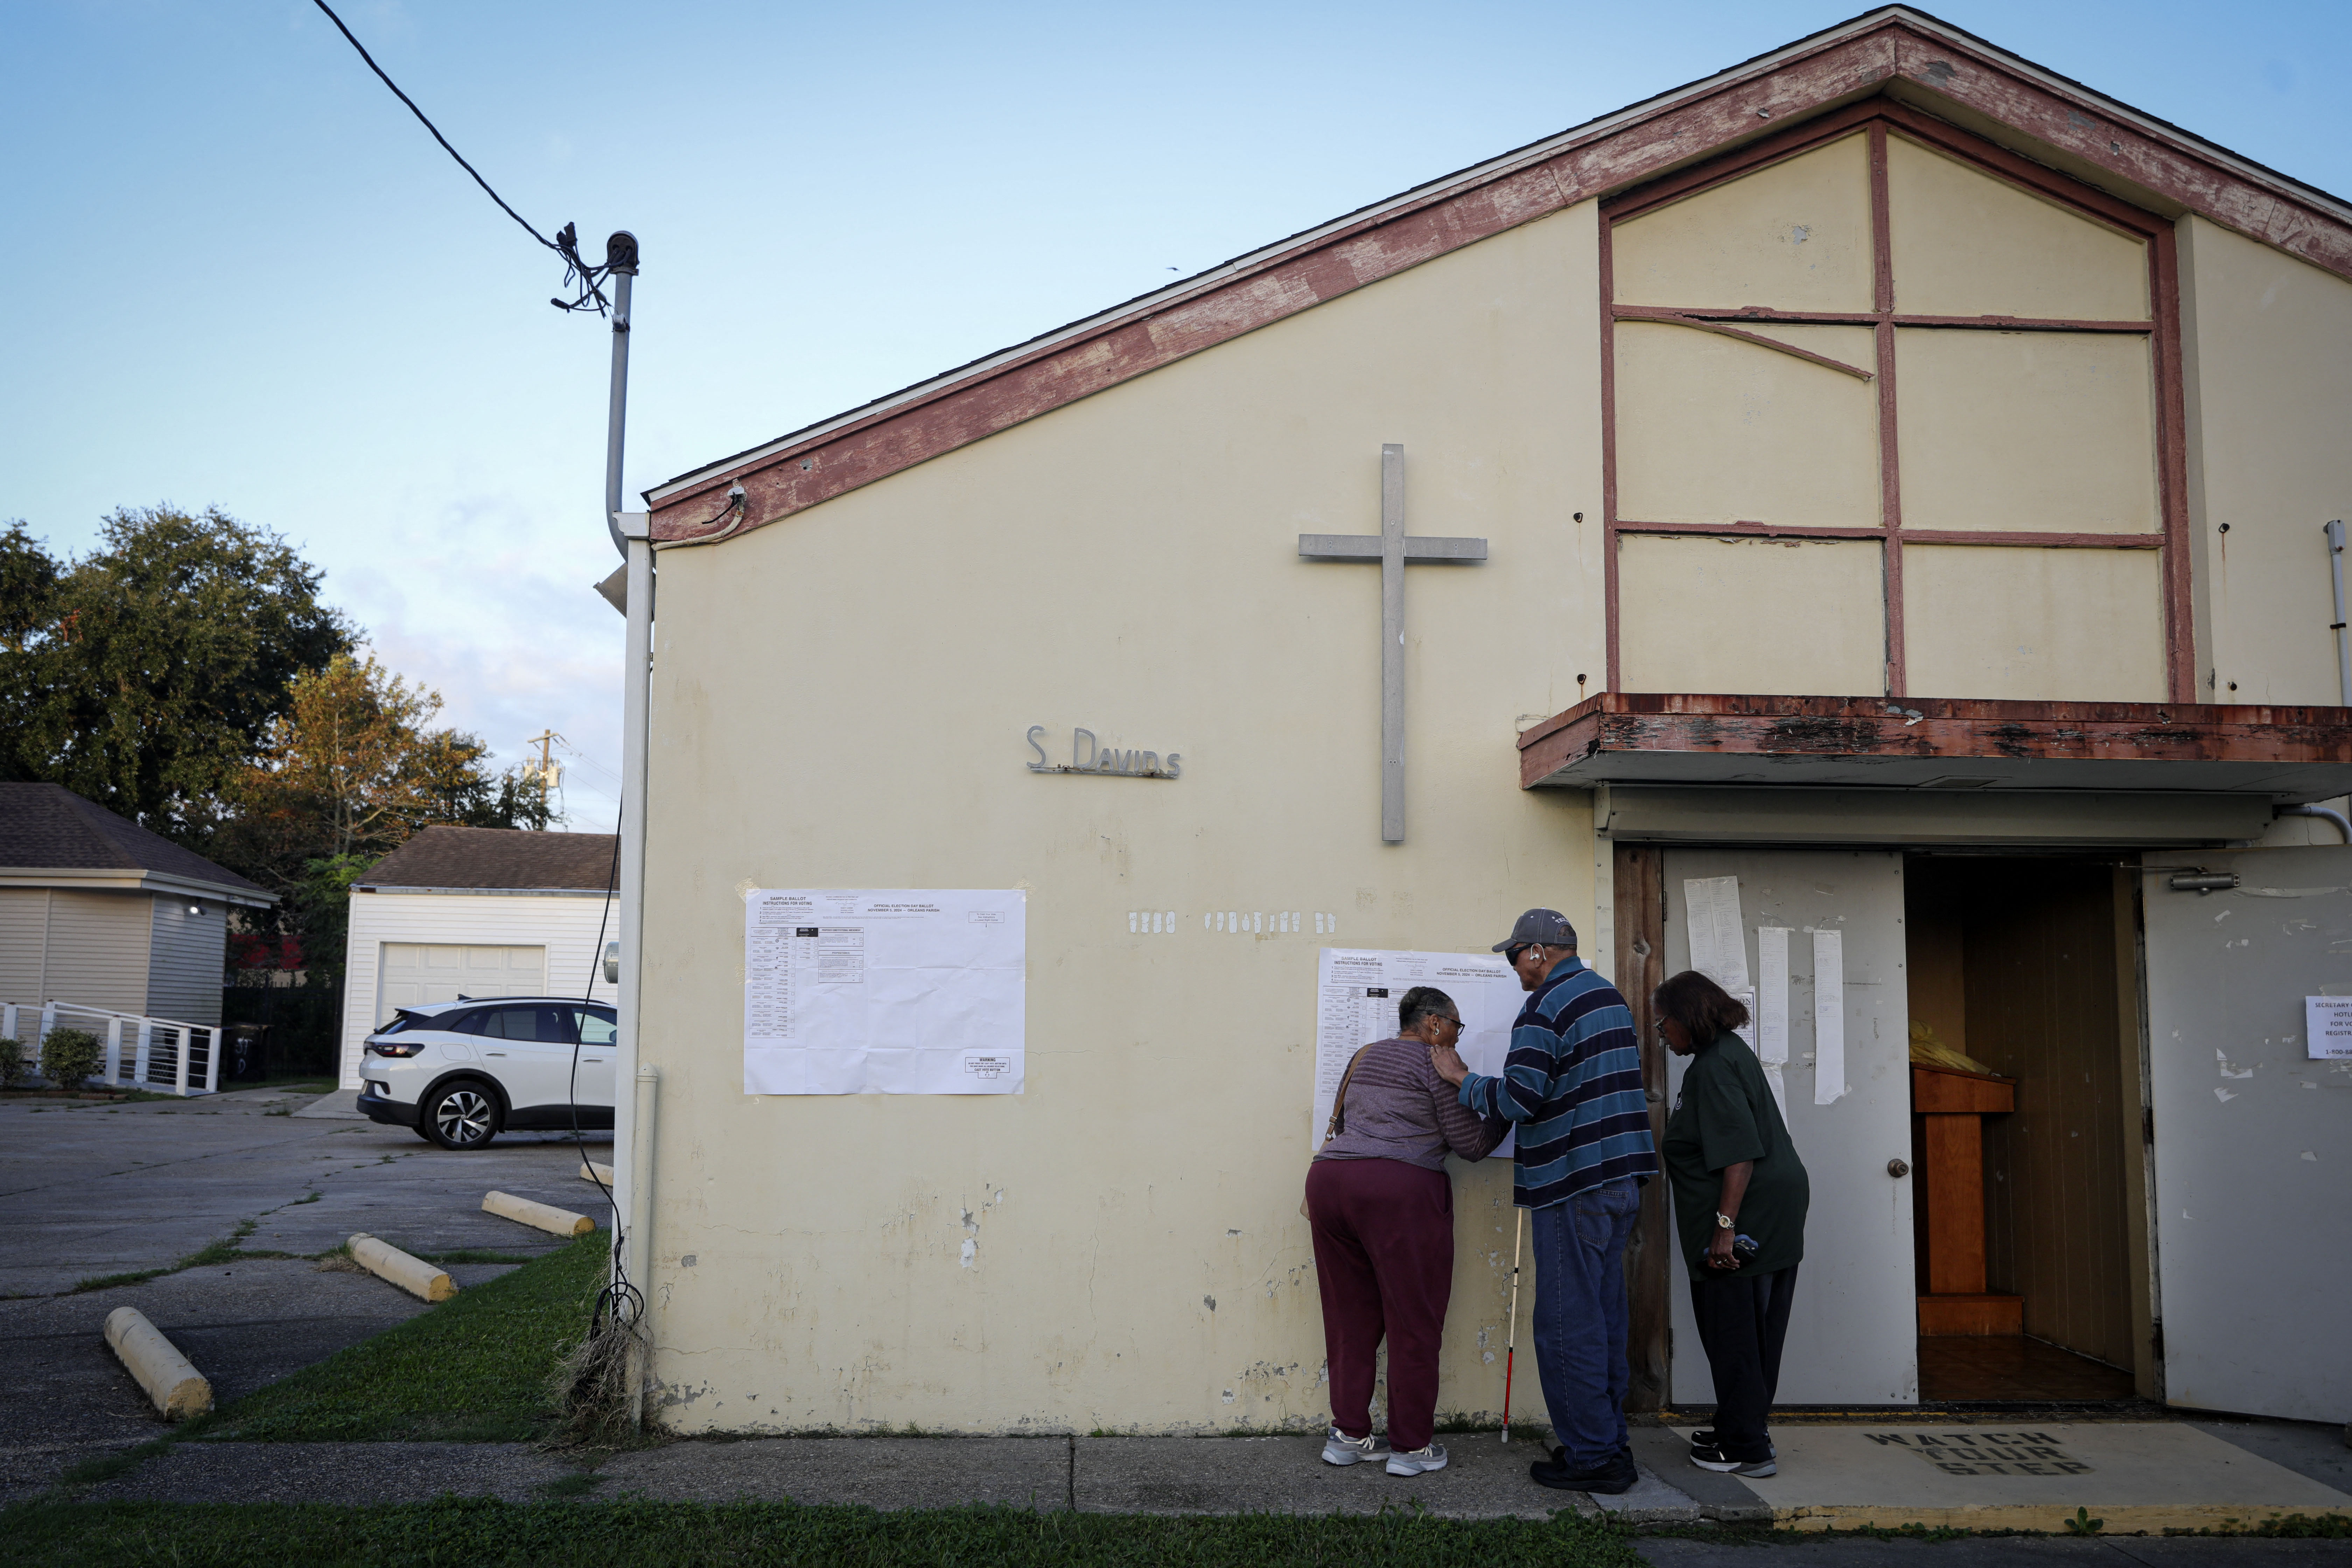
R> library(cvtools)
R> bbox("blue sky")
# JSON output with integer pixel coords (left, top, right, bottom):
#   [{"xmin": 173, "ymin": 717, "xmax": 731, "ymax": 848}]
[{"xmin": 6, "ymin": 1, "xmax": 2347, "ymax": 830}]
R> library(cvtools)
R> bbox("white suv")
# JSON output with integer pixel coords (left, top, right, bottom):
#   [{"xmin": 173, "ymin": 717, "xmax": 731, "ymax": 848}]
[{"xmin": 356, "ymin": 997, "xmax": 617, "ymax": 1150}]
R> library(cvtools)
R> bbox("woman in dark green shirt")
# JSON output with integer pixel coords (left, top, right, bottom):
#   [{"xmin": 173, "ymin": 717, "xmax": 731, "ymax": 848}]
[{"xmin": 1655, "ymin": 970, "xmax": 1808, "ymax": 1478}]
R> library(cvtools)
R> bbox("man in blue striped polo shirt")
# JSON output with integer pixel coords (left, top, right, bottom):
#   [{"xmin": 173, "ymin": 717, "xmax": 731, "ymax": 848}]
[{"xmin": 1430, "ymin": 908, "xmax": 1658, "ymax": 1495}]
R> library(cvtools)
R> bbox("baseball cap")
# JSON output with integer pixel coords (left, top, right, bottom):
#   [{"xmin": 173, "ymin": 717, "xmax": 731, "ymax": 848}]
[{"xmin": 1492, "ymin": 908, "xmax": 1578, "ymax": 953}]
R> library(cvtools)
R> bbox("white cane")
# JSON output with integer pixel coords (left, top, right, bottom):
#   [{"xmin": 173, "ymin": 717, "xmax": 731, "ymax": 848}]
[{"xmin": 1499, "ymin": 1204, "xmax": 1525, "ymax": 1443}]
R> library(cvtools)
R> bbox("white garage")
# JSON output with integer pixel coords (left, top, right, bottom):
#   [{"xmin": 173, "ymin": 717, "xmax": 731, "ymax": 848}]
[
  {"xmin": 375, "ymin": 942, "xmax": 547, "ymax": 1017},
  {"xmin": 337, "ymin": 827, "xmax": 616, "ymax": 1090}
]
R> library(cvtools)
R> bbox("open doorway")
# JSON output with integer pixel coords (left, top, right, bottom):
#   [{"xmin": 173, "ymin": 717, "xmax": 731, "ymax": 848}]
[{"xmin": 1903, "ymin": 856, "xmax": 2154, "ymax": 1403}]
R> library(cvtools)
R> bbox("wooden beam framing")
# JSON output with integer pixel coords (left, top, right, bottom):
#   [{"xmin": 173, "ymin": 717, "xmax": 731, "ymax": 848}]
[
  {"xmin": 1614, "ymin": 842, "xmax": 1672, "ymax": 1413},
  {"xmin": 1869, "ymin": 121, "xmax": 1906, "ymax": 699},
  {"xmin": 646, "ymin": 13, "xmax": 2352, "ymax": 542},
  {"xmin": 1517, "ymin": 692, "xmax": 2352, "ymax": 793},
  {"xmin": 1615, "ymin": 522, "xmax": 2166, "ymax": 549},
  {"xmin": 1599, "ymin": 104, "xmax": 2190, "ymax": 701},
  {"xmin": 1618, "ymin": 312, "xmax": 1877, "ymax": 379}
]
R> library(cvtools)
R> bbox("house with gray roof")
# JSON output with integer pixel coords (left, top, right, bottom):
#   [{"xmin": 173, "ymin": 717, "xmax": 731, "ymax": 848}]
[{"xmin": 0, "ymin": 783, "xmax": 274, "ymax": 1027}]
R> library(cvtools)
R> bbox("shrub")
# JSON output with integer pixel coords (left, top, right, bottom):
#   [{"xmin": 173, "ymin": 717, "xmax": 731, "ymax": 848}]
[
  {"xmin": 39, "ymin": 1027, "xmax": 105, "ymax": 1091},
  {"xmin": 0, "ymin": 1037, "xmax": 23, "ymax": 1090}
]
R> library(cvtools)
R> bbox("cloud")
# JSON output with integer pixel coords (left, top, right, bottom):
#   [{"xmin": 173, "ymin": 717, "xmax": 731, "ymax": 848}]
[{"xmin": 336, "ymin": 486, "xmax": 624, "ymax": 831}]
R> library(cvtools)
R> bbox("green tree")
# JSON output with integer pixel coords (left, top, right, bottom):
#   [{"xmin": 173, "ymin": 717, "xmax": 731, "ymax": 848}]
[
  {"xmin": 0, "ymin": 507, "xmax": 353, "ymax": 841},
  {"xmin": 0, "ymin": 522, "xmax": 60, "ymax": 654},
  {"xmin": 217, "ymin": 652, "xmax": 556, "ymax": 968}
]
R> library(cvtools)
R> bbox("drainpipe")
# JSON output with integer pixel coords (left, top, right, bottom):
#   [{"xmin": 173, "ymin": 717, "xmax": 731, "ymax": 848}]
[
  {"xmin": 2327, "ymin": 520, "xmax": 2350, "ymax": 707},
  {"xmin": 2277, "ymin": 803, "xmax": 2352, "ymax": 844},
  {"xmin": 626, "ymin": 1063, "xmax": 659, "ymax": 1430},
  {"xmin": 602, "ymin": 243, "xmax": 637, "ymax": 560},
  {"xmin": 612, "ymin": 507, "xmax": 653, "ymax": 1425},
  {"xmin": 597, "ymin": 231, "xmax": 653, "ymax": 1430}
]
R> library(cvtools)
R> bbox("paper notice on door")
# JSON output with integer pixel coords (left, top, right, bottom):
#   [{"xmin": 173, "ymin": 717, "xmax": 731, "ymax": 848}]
[
  {"xmin": 2304, "ymin": 995, "xmax": 2352, "ymax": 1059},
  {"xmin": 1812, "ymin": 927, "xmax": 1845, "ymax": 1105},
  {"xmin": 743, "ymin": 889, "xmax": 1026, "ymax": 1094},
  {"xmin": 1756, "ymin": 926, "xmax": 1791, "ymax": 1115},
  {"xmin": 1683, "ymin": 876, "xmax": 1749, "ymax": 993},
  {"xmin": 1314, "ymin": 948, "xmax": 1522, "ymax": 1158}
]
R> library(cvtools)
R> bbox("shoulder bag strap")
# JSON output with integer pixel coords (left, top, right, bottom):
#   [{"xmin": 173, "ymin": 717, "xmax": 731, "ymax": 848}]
[{"xmin": 1323, "ymin": 1043, "xmax": 1376, "ymax": 1145}]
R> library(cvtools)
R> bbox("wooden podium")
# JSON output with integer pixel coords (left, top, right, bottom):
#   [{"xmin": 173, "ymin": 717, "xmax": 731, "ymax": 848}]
[{"xmin": 1913, "ymin": 1065, "xmax": 2023, "ymax": 1336}]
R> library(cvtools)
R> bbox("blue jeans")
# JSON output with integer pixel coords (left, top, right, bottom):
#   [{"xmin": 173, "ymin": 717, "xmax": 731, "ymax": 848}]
[{"xmin": 1530, "ymin": 1177, "xmax": 1642, "ymax": 1467}]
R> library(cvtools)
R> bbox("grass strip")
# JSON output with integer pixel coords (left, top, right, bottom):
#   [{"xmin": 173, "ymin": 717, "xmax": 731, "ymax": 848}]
[
  {"xmin": 194, "ymin": 1231, "xmax": 608, "ymax": 1442},
  {"xmin": 0, "ymin": 1497, "xmax": 1640, "ymax": 1568}
]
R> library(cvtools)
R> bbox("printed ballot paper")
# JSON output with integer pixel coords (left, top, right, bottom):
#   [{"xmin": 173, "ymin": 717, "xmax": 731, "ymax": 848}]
[
  {"xmin": 1315, "ymin": 948, "xmax": 1524, "ymax": 1157},
  {"xmin": 743, "ymin": 889, "xmax": 1025, "ymax": 1094}
]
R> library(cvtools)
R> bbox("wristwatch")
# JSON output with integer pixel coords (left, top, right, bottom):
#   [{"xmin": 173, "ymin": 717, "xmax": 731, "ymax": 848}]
[{"xmin": 1715, "ymin": 1212, "xmax": 1736, "ymax": 1230}]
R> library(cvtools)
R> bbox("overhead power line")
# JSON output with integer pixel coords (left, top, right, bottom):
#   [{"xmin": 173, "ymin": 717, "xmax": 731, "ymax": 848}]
[{"xmin": 309, "ymin": 0, "xmax": 620, "ymax": 314}]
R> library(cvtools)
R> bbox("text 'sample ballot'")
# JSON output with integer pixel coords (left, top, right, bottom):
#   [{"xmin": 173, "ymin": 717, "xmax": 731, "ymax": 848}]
[
  {"xmin": 1314, "ymin": 948, "xmax": 1525, "ymax": 1157},
  {"xmin": 744, "ymin": 889, "xmax": 1025, "ymax": 1095}
]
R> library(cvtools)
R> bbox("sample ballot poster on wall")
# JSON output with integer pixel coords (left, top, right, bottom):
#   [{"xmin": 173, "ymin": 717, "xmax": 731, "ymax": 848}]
[
  {"xmin": 743, "ymin": 889, "xmax": 1026, "ymax": 1095},
  {"xmin": 1313, "ymin": 948, "xmax": 1524, "ymax": 1158}
]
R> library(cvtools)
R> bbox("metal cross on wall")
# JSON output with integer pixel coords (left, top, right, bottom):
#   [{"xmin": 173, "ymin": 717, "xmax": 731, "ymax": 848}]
[{"xmin": 1300, "ymin": 444, "xmax": 1488, "ymax": 843}]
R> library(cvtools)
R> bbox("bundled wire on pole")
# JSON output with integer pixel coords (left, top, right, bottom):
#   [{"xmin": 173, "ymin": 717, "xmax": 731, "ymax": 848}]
[
  {"xmin": 312, "ymin": 0, "xmax": 643, "ymax": 1434},
  {"xmin": 309, "ymin": 0, "xmax": 619, "ymax": 314}
]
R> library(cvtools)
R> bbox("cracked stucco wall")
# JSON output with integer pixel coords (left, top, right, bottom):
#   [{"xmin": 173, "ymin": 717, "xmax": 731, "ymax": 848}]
[{"xmin": 635, "ymin": 200, "xmax": 1603, "ymax": 1436}]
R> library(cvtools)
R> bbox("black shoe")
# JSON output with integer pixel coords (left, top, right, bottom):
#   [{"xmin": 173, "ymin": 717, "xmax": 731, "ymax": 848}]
[
  {"xmin": 1690, "ymin": 1429, "xmax": 1776, "ymax": 1461},
  {"xmin": 1531, "ymin": 1450, "xmax": 1639, "ymax": 1495},
  {"xmin": 1549, "ymin": 1442, "xmax": 1635, "ymax": 1466},
  {"xmin": 1689, "ymin": 1438, "xmax": 1776, "ymax": 1478}
]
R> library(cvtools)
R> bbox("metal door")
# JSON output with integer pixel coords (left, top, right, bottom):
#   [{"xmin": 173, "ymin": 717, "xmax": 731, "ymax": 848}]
[
  {"xmin": 568, "ymin": 1006, "xmax": 618, "ymax": 1109},
  {"xmin": 2140, "ymin": 846, "xmax": 2352, "ymax": 1421},
  {"xmin": 1663, "ymin": 849, "xmax": 1918, "ymax": 1405},
  {"xmin": 468, "ymin": 1002, "xmax": 572, "ymax": 1113}
]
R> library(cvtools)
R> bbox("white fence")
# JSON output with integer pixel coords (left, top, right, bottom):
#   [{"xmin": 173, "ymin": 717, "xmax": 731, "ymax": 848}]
[{"xmin": 2, "ymin": 1001, "xmax": 220, "ymax": 1097}]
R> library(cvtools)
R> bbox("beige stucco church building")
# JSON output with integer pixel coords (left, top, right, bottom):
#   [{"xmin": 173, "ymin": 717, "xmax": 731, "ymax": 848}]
[{"xmin": 622, "ymin": 8, "xmax": 2352, "ymax": 1436}]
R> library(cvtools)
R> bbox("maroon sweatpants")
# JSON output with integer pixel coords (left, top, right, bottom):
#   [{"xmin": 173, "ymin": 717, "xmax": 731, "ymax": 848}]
[{"xmin": 1304, "ymin": 1156, "xmax": 1454, "ymax": 1453}]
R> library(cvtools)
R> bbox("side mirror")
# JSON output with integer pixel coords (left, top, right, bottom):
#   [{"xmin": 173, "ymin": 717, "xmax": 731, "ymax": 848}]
[{"xmin": 603, "ymin": 940, "xmax": 621, "ymax": 985}]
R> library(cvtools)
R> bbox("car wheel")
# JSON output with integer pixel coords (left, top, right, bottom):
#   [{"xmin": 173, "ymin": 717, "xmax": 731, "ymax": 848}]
[{"xmin": 423, "ymin": 1081, "xmax": 499, "ymax": 1149}]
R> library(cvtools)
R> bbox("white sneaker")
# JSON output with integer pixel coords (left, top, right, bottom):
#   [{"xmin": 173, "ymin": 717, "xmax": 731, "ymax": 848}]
[
  {"xmin": 1386, "ymin": 1442, "xmax": 1448, "ymax": 1476},
  {"xmin": 1322, "ymin": 1427, "xmax": 1390, "ymax": 1466}
]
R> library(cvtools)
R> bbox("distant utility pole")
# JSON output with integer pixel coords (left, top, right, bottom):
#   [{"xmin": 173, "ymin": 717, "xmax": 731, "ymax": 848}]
[{"xmin": 523, "ymin": 729, "xmax": 565, "ymax": 792}]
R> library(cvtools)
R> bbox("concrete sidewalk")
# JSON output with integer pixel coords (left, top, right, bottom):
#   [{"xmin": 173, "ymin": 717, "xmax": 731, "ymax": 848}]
[
  {"xmin": 57, "ymin": 1431, "xmax": 1763, "ymax": 1520},
  {"xmin": 55, "ymin": 1422, "xmax": 2352, "ymax": 1536}
]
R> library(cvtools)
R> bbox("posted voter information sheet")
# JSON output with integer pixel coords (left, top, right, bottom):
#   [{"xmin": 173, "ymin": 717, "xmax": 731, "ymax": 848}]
[
  {"xmin": 1314, "ymin": 948, "xmax": 1524, "ymax": 1159},
  {"xmin": 743, "ymin": 889, "xmax": 1026, "ymax": 1095}
]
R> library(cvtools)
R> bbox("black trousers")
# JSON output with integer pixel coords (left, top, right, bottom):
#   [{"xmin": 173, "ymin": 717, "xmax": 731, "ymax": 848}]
[{"xmin": 1688, "ymin": 1264, "xmax": 1798, "ymax": 1462}]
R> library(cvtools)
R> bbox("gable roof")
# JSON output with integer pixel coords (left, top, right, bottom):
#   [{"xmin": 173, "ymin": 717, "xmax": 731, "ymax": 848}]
[
  {"xmin": 356, "ymin": 826, "xmax": 618, "ymax": 894},
  {"xmin": 0, "ymin": 783, "xmax": 271, "ymax": 904},
  {"xmin": 646, "ymin": 5, "xmax": 2352, "ymax": 548}
]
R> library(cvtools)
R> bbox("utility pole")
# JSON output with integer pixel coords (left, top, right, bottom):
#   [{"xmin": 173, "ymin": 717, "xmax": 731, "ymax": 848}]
[
  {"xmin": 597, "ymin": 231, "xmax": 657, "ymax": 1433},
  {"xmin": 523, "ymin": 729, "xmax": 564, "ymax": 791},
  {"xmin": 603, "ymin": 235, "xmax": 639, "ymax": 558}
]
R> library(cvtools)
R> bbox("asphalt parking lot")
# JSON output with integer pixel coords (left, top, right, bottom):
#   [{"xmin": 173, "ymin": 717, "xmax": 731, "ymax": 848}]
[{"xmin": 0, "ymin": 1083, "xmax": 611, "ymax": 1497}]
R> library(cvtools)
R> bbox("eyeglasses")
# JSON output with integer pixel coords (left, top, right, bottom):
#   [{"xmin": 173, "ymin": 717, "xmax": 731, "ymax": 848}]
[{"xmin": 1505, "ymin": 945, "xmax": 1531, "ymax": 965}]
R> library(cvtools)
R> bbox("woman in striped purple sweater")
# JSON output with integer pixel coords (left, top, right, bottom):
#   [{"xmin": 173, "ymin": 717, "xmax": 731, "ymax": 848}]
[{"xmin": 1304, "ymin": 985, "xmax": 1507, "ymax": 1476}]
